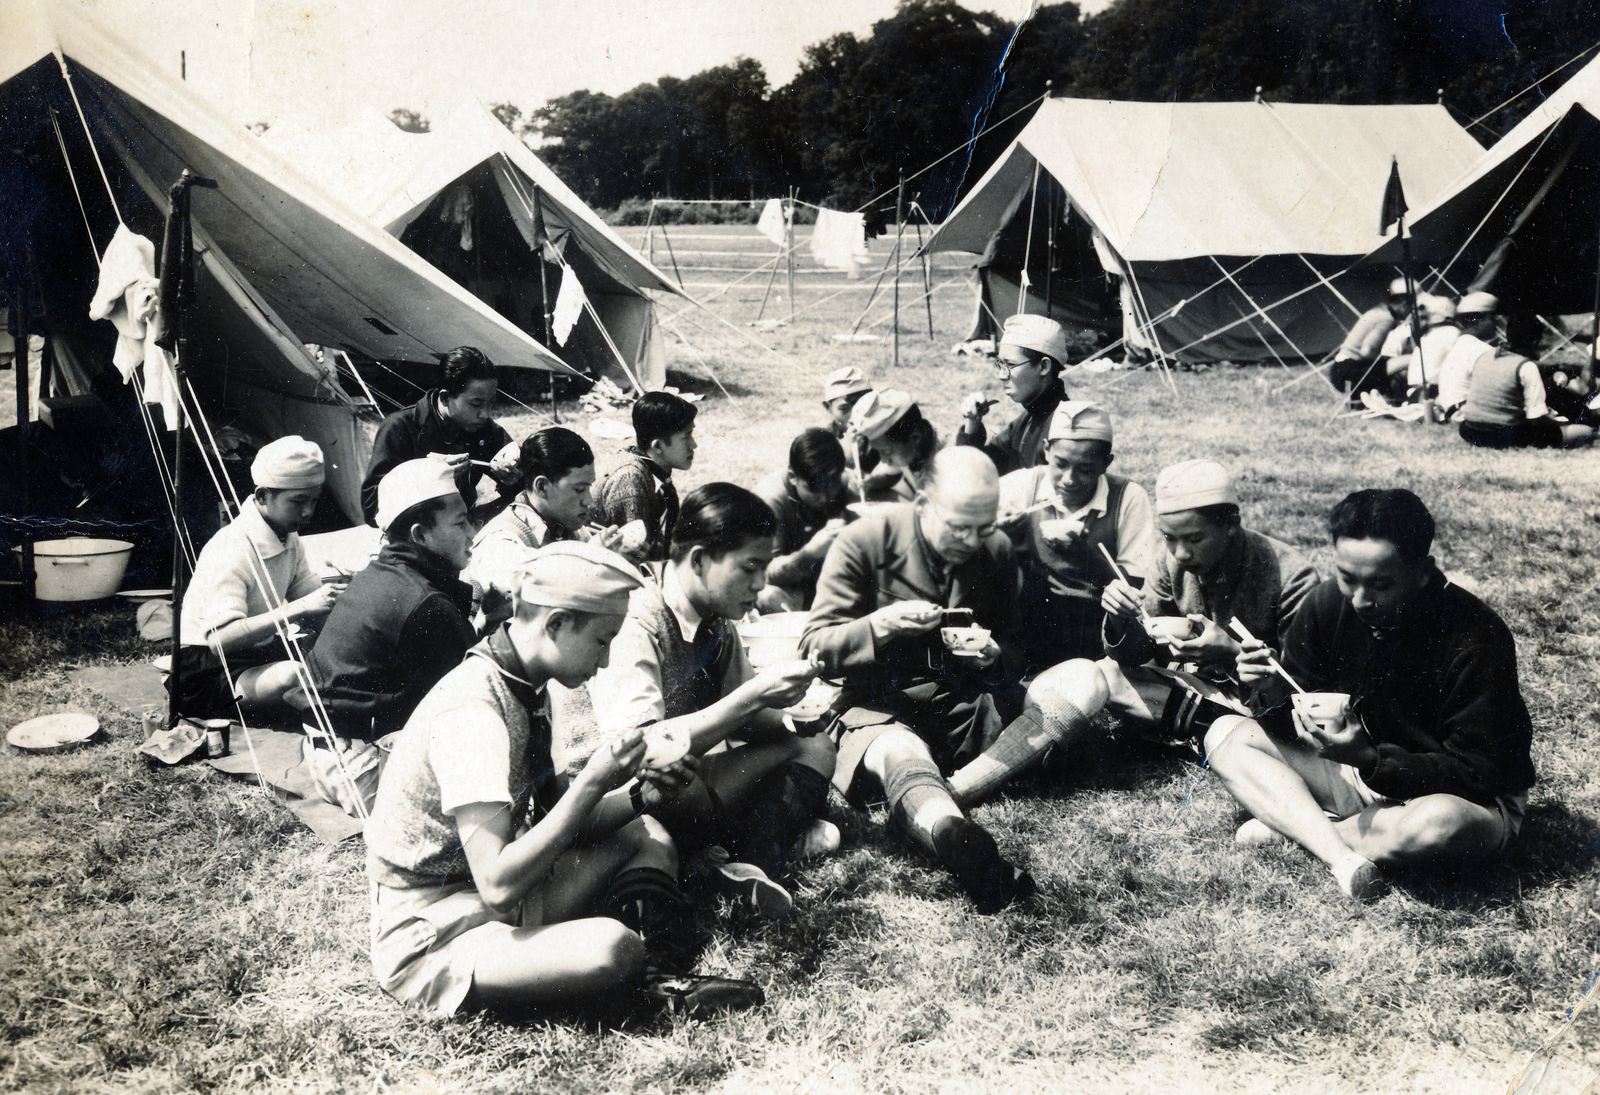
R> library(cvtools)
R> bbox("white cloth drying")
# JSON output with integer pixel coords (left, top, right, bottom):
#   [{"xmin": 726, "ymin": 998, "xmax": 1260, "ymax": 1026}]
[
  {"xmin": 552, "ymin": 264, "xmax": 587, "ymax": 346},
  {"xmin": 757, "ymin": 198, "xmax": 788, "ymax": 247},
  {"xmin": 809, "ymin": 207, "xmax": 868, "ymax": 274},
  {"xmin": 88, "ymin": 224, "xmax": 181, "ymax": 431}
]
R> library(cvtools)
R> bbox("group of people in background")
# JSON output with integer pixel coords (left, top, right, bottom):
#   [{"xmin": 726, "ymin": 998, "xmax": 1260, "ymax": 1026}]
[
  {"xmin": 1330, "ymin": 279, "xmax": 1600, "ymax": 446},
  {"xmin": 166, "ymin": 314, "xmax": 1539, "ymax": 1023}
]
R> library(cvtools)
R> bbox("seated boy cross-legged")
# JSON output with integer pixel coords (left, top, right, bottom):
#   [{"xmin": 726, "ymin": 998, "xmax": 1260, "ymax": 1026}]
[
  {"xmin": 364, "ymin": 541, "xmax": 764, "ymax": 1019},
  {"xmin": 1203, "ymin": 489, "xmax": 1537, "ymax": 902}
]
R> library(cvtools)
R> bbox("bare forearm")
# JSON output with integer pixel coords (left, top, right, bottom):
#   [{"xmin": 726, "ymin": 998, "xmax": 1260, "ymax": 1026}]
[
  {"xmin": 206, "ymin": 607, "xmax": 300, "ymax": 653},
  {"xmin": 653, "ymin": 681, "xmax": 768, "ymax": 754}
]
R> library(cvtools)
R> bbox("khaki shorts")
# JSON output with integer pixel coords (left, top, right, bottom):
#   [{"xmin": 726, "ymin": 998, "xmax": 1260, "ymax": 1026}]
[
  {"xmin": 370, "ymin": 880, "xmax": 547, "ymax": 1016},
  {"xmin": 1295, "ymin": 750, "xmax": 1529, "ymax": 856}
]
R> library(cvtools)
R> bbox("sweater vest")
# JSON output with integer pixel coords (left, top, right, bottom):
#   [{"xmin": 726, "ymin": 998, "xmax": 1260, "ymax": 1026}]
[
  {"xmin": 635, "ymin": 584, "xmax": 741, "ymax": 721},
  {"xmin": 1463, "ymin": 355, "xmax": 1529, "ymax": 425}
]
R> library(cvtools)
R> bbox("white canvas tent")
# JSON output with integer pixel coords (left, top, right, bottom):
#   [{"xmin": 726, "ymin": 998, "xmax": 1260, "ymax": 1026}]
[
  {"xmin": 929, "ymin": 97, "xmax": 1484, "ymax": 364},
  {"xmin": 0, "ymin": 0, "xmax": 578, "ymax": 526},
  {"xmin": 265, "ymin": 100, "xmax": 690, "ymax": 392},
  {"xmin": 1365, "ymin": 55, "xmax": 1600, "ymax": 318}
]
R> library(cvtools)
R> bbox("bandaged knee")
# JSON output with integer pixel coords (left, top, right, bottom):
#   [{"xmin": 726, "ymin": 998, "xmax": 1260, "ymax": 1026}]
[{"xmin": 949, "ymin": 697, "xmax": 1092, "ymax": 805}]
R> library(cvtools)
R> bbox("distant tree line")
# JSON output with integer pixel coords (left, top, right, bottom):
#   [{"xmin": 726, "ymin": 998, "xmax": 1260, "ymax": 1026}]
[{"xmin": 455, "ymin": 0, "xmax": 1600, "ymax": 227}]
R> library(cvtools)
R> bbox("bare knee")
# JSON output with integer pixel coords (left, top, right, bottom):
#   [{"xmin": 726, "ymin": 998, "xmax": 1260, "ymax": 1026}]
[
  {"xmin": 592, "ymin": 919, "xmax": 648, "ymax": 986},
  {"xmin": 863, "ymin": 728, "xmax": 932, "ymax": 777},
  {"xmin": 626, "ymin": 813, "xmax": 679, "ymax": 875},
  {"xmin": 1202, "ymin": 715, "xmax": 1258, "ymax": 764},
  {"xmin": 793, "ymin": 732, "xmax": 837, "ymax": 779},
  {"xmin": 1389, "ymin": 796, "xmax": 1501, "ymax": 862},
  {"xmin": 1027, "ymin": 659, "xmax": 1107, "ymax": 713}
]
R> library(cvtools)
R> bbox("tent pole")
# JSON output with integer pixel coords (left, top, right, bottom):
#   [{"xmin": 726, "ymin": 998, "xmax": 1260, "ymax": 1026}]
[
  {"xmin": 754, "ymin": 220, "xmax": 783, "ymax": 322},
  {"xmin": 161, "ymin": 170, "xmax": 213, "ymax": 730},
  {"xmin": 530, "ymin": 185, "xmax": 558, "ymax": 422},
  {"xmin": 1044, "ymin": 183, "xmax": 1055, "ymax": 322},
  {"xmin": 894, "ymin": 173, "xmax": 903, "ymax": 369},
  {"xmin": 1586, "ymin": 216, "xmax": 1600, "ymax": 394},
  {"xmin": 916, "ymin": 217, "xmax": 934, "ymax": 339},
  {"xmin": 1398, "ymin": 215, "xmax": 1433, "ymax": 425},
  {"xmin": 786, "ymin": 188, "xmax": 797, "ymax": 324},
  {"xmin": 11, "ymin": 285, "xmax": 34, "ymax": 603}
]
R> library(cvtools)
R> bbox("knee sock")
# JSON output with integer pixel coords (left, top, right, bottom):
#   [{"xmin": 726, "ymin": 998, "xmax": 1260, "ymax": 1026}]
[
  {"xmin": 727, "ymin": 762, "xmax": 832, "ymax": 879},
  {"xmin": 948, "ymin": 698, "xmax": 1092, "ymax": 806},
  {"xmin": 598, "ymin": 866, "xmax": 695, "ymax": 977}
]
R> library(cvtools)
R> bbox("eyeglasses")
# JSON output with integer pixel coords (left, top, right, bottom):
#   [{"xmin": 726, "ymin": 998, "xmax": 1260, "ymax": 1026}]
[
  {"xmin": 926, "ymin": 498, "xmax": 997, "ymax": 541},
  {"xmin": 991, "ymin": 354, "xmax": 1037, "ymax": 379}
]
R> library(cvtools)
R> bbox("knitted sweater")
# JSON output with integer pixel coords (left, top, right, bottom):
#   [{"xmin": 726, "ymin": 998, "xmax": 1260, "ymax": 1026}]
[{"xmin": 1262, "ymin": 573, "xmax": 1536, "ymax": 806}]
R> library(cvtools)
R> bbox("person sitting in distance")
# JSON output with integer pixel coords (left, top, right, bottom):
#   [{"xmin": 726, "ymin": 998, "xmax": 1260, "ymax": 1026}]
[{"xmin": 754, "ymin": 428, "xmax": 851, "ymax": 613}]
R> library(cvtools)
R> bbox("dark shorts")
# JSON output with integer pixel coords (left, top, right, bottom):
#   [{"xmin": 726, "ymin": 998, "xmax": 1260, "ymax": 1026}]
[
  {"xmin": 172, "ymin": 644, "xmax": 276, "ymax": 719},
  {"xmin": 829, "ymin": 676, "xmax": 1024, "ymax": 794},
  {"xmin": 1459, "ymin": 418, "xmax": 1563, "ymax": 449}
]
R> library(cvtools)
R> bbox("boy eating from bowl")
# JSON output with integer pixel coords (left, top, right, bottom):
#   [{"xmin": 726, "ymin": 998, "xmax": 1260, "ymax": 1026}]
[
  {"xmin": 995, "ymin": 401, "xmax": 1155, "ymax": 669},
  {"xmin": 1201, "ymin": 489, "xmax": 1536, "ymax": 902},
  {"xmin": 365, "ymin": 540, "xmax": 765, "ymax": 1019}
]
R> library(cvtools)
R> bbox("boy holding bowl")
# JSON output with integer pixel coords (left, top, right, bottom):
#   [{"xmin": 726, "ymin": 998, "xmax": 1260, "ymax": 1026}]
[{"xmin": 1202, "ymin": 489, "xmax": 1536, "ymax": 902}]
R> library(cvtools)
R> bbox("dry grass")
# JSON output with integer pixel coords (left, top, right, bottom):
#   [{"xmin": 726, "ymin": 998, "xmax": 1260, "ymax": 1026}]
[{"xmin": 2, "ymin": 229, "xmax": 1599, "ymax": 1093}]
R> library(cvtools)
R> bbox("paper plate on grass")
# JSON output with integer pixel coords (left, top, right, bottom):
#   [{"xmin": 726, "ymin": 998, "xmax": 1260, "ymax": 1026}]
[{"xmin": 7, "ymin": 712, "xmax": 100, "ymax": 753}]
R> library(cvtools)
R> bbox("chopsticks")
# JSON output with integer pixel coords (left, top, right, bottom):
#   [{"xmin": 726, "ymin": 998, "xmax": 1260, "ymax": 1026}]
[
  {"xmin": 1226, "ymin": 617, "xmax": 1307, "ymax": 694},
  {"xmin": 1096, "ymin": 543, "xmax": 1149, "ymax": 622}
]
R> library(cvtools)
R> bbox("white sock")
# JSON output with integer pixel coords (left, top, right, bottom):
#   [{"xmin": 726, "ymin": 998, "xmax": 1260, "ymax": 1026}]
[{"xmin": 1330, "ymin": 851, "xmax": 1376, "ymax": 895}]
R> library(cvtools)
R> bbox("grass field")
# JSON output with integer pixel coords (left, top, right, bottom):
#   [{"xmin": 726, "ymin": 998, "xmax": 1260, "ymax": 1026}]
[{"xmin": 3, "ymin": 231, "xmax": 1599, "ymax": 1094}]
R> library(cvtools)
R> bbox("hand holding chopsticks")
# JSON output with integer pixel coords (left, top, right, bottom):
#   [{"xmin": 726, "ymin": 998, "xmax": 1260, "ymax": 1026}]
[
  {"xmin": 1226, "ymin": 617, "xmax": 1307, "ymax": 694},
  {"xmin": 1096, "ymin": 543, "xmax": 1149, "ymax": 623}
]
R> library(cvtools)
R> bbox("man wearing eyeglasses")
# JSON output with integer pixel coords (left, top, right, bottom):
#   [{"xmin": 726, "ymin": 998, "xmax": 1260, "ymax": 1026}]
[
  {"xmin": 801, "ymin": 448, "xmax": 1042, "ymax": 914},
  {"xmin": 956, "ymin": 314, "xmax": 1071, "ymax": 475}
]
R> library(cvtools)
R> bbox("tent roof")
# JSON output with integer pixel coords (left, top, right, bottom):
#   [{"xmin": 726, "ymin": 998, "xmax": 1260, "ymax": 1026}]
[
  {"xmin": 265, "ymin": 100, "xmax": 688, "ymax": 300},
  {"xmin": 0, "ymin": 0, "xmax": 576, "ymax": 373},
  {"xmin": 931, "ymin": 97, "xmax": 1484, "ymax": 263}
]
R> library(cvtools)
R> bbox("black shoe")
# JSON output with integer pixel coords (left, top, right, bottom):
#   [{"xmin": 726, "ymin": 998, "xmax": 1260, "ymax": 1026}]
[
  {"xmin": 645, "ymin": 974, "xmax": 766, "ymax": 1018},
  {"xmin": 931, "ymin": 816, "xmax": 1028, "ymax": 914}
]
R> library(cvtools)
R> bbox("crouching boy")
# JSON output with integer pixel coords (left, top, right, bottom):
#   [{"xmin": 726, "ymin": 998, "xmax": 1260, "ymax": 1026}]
[{"xmin": 364, "ymin": 541, "xmax": 764, "ymax": 1018}]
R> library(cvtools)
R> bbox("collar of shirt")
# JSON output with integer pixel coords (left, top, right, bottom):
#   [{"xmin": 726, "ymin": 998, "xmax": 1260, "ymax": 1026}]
[
  {"xmin": 624, "ymin": 445, "xmax": 675, "ymax": 486},
  {"xmin": 1052, "ymin": 475, "xmax": 1110, "ymax": 521},
  {"xmin": 478, "ymin": 625, "xmax": 548, "ymax": 698},
  {"xmin": 237, "ymin": 497, "xmax": 290, "ymax": 562},
  {"xmin": 661, "ymin": 563, "xmax": 704, "ymax": 643},
  {"xmin": 509, "ymin": 500, "xmax": 563, "ymax": 547}
]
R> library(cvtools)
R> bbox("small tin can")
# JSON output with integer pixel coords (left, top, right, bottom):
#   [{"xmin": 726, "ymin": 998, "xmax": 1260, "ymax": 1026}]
[{"xmin": 205, "ymin": 721, "xmax": 229, "ymax": 758}]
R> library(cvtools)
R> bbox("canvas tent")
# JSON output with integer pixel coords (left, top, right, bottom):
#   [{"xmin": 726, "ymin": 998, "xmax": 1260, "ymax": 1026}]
[
  {"xmin": 1364, "ymin": 55, "xmax": 1600, "ymax": 318},
  {"xmin": 0, "ymin": 0, "xmax": 578, "ymax": 528},
  {"xmin": 928, "ymin": 97, "xmax": 1484, "ymax": 364},
  {"xmin": 264, "ymin": 100, "xmax": 689, "ymax": 392}
]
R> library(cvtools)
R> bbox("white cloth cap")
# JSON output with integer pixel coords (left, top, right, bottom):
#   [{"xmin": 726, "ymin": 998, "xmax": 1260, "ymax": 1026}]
[
  {"xmin": 1387, "ymin": 277, "xmax": 1409, "ymax": 297},
  {"xmin": 511, "ymin": 540, "xmax": 645, "ymax": 617},
  {"xmin": 1456, "ymin": 291, "xmax": 1498, "ymax": 316},
  {"xmin": 1047, "ymin": 401, "xmax": 1114, "ymax": 443},
  {"xmin": 848, "ymin": 388, "xmax": 913, "ymax": 441},
  {"xmin": 999, "ymin": 313, "xmax": 1069, "ymax": 364},
  {"xmin": 375, "ymin": 457, "xmax": 460, "ymax": 532},
  {"xmin": 1419, "ymin": 294, "xmax": 1456, "ymax": 324},
  {"xmin": 1156, "ymin": 460, "xmax": 1236, "ymax": 514},
  {"xmin": 251, "ymin": 436, "xmax": 325, "ymax": 490},
  {"xmin": 822, "ymin": 366, "xmax": 872, "ymax": 402}
]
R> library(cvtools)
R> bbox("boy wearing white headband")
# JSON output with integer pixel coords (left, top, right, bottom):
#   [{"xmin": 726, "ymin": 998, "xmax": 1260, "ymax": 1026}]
[
  {"xmin": 366, "ymin": 541, "xmax": 765, "ymax": 1019},
  {"xmin": 174, "ymin": 435, "xmax": 345, "ymax": 719}
]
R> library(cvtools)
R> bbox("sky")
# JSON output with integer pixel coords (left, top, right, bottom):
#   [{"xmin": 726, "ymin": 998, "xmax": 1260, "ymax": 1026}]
[{"xmin": 65, "ymin": 0, "xmax": 1106, "ymax": 132}]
